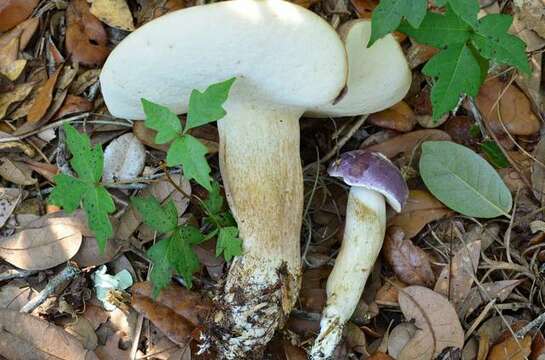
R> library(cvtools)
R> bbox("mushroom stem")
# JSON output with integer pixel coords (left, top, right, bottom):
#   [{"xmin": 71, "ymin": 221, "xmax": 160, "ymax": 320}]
[
  {"xmin": 213, "ymin": 100, "xmax": 304, "ymax": 359},
  {"xmin": 310, "ymin": 187, "xmax": 386, "ymax": 359}
]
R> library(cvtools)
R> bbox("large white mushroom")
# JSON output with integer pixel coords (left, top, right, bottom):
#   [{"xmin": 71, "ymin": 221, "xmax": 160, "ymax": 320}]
[{"xmin": 99, "ymin": 0, "xmax": 347, "ymax": 358}]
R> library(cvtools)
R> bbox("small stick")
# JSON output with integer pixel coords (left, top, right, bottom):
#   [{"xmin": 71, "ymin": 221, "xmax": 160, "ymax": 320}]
[
  {"xmin": 515, "ymin": 311, "xmax": 545, "ymax": 339},
  {"xmin": 20, "ymin": 264, "xmax": 80, "ymax": 313},
  {"xmin": 0, "ymin": 269, "xmax": 37, "ymax": 282}
]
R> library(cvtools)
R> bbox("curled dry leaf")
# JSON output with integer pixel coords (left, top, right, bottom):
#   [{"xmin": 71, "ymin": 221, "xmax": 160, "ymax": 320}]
[
  {"xmin": 362, "ymin": 129, "xmax": 451, "ymax": 158},
  {"xmin": 26, "ymin": 66, "xmax": 62, "ymax": 123},
  {"xmin": 475, "ymin": 77, "xmax": 540, "ymax": 137},
  {"xmin": 0, "ymin": 0, "xmax": 39, "ymax": 32},
  {"xmin": 487, "ymin": 335, "xmax": 532, "ymax": 360},
  {"xmin": 388, "ymin": 322, "xmax": 417, "ymax": 359},
  {"xmin": 0, "ymin": 280, "xmax": 37, "ymax": 310},
  {"xmin": 0, "ymin": 82, "xmax": 34, "ymax": 119},
  {"xmin": 90, "ymin": 0, "xmax": 135, "ymax": 31},
  {"xmin": 0, "ymin": 37, "xmax": 26, "ymax": 81},
  {"xmin": 0, "ymin": 187, "xmax": 22, "ymax": 228},
  {"xmin": 103, "ymin": 133, "xmax": 146, "ymax": 182},
  {"xmin": 433, "ymin": 240, "xmax": 481, "ymax": 309},
  {"xmin": 116, "ymin": 174, "xmax": 191, "ymax": 239},
  {"xmin": 397, "ymin": 286, "xmax": 464, "ymax": 360},
  {"xmin": 131, "ymin": 281, "xmax": 211, "ymax": 345},
  {"xmin": 368, "ymin": 101, "xmax": 416, "ymax": 133},
  {"xmin": 383, "ymin": 227, "xmax": 435, "ymax": 287},
  {"xmin": 54, "ymin": 94, "xmax": 93, "ymax": 120},
  {"xmin": 66, "ymin": 0, "xmax": 110, "ymax": 67},
  {"xmin": 0, "ymin": 16, "xmax": 39, "ymax": 51},
  {"xmin": 0, "ymin": 309, "xmax": 99, "ymax": 359},
  {"xmin": 0, "ymin": 221, "xmax": 82, "ymax": 270},
  {"xmin": 0, "ymin": 158, "xmax": 37, "ymax": 185},
  {"xmin": 388, "ymin": 190, "xmax": 453, "ymax": 239},
  {"xmin": 459, "ymin": 280, "xmax": 522, "ymax": 319}
]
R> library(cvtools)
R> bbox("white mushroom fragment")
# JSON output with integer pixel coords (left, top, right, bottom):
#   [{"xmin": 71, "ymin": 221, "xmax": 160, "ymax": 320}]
[
  {"xmin": 99, "ymin": 1, "xmax": 347, "ymax": 358},
  {"xmin": 308, "ymin": 19, "xmax": 411, "ymax": 117},
  {"xmin": 310, "ymin": 151, "xmax": 408, "ymax": 359}
]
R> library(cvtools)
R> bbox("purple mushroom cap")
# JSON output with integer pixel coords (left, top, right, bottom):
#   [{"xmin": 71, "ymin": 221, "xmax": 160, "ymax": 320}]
[{"xmin": 328, "ymin": 150, "xmax": 409, "ymax": 212}]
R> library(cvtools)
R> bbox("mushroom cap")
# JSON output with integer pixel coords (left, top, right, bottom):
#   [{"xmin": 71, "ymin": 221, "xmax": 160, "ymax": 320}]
[
  {"xmin": 100, "ymin": 0, "xmax": 347, "ymax": 120},
  {"xmin": 308, "ymin": 19, "xmax": 411, "ymax": 117},
  {"xmin": 328, "ymin": 150, "xmax": 408, "ymax": 212}
]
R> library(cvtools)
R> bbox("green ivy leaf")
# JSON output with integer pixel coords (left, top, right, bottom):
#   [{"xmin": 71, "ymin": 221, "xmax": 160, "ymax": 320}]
[
  {"xmin": 204, "ymin": 181, "xmax": 224, "ymax": 216},
  {"xmin": 480, "ymin": 140, "xmax": 509, "ymax": 168},
  {"xmin": 447, "ymin": 0, "xmax": 479, "ymax": 26},
  {"xmin": 216, "ymin": 226, "xmax": 242, "ymax": 262},
  {"xmin": 369, "ymin": 0, "xmax": 427, "ymax": 46},
  {"xmin": 419, "ymin": 141, "xmax": 512, "ymax": 218},
  {"xmin": 131, "ymin": 196, "xmax": 178, "ymax": 233},
  {"xmin": 49, "ymin": 124, "xmax": 115, "ymax": 252},
  {"xmin": 398, "ymin": 6, "xmax": 472, "ymax": 47},
  {"xmin": 471, "ymin": 14, "xmax": 531, "ymax": 75},
  {"xmin": 167, "ymin": 135, "xmax": 211, "ymax": 191},
  {"xmin": 423, "ymin": 43, "xmax": 487, "ymax": 119},
  {"xmin": 141, "ymin": 98, "xmax": 182, "ymax": 144},
  {"xmin": 185, "ymin": 77, "xmax": 236, "ymax": 131}
]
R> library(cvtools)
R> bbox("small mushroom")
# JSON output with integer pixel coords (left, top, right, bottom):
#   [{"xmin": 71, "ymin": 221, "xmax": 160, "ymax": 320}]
[
  {"xmin": 308, "ymin": 19, "xmax": 411, "ymax": 117},
  {"xmin": 310, "ymin": 150, "xmax": 408, "ymax": 359},
  {"xmin": 99, "ymin": 0, "xmax": 347, "ymax": 358}
]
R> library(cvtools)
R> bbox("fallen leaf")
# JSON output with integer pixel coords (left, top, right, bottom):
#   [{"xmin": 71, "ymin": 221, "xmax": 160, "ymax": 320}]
[
  {"xmin": 388, "ymin": 323, "xmax": 417, "ymax": 359},
  {"xmin": 103, "ymin": 133, "xmax": 146, "ymax": 182},
  {"xmin": 346, "ymin": 322, "xmax": 367, "ymax": 354},
  {"xmin": 368, "ymin": 101, "xmax": 416, "ymax": 132},
  {"xmin": 90, "ymin": 0, "xmax": 135, "ymax": 31},
  {"xmin": 0, "ymin": 37, "xmax": 26, "ymax": 81},
  {"xmin": 0, "ymin": 158, "xmax": 37, "ymax": 185},
  {"xmin": 135, "ymin": 0, "xmax": 186, "ymax": 26},
  {"xmin": 350, "ymin": 0, "xmax": 377, "ymax": 19},
  {"xmin": 72, "ymin": 236, "xmax": 121, "ymax": 267},
  {"xmin": 487, "ymin": 335, "xmax": 532, "ymax": 360},
  {"xmin": 383, "ymin": 227, "xmax": 435, "ymax": 287},
  {"xmin": 368, "ymin": 353, "xmax": 395, "ymax": 360},
  {"xmin": 70, "ymin": 69, "xmax": 101, "ymax": 95},
  {"xmin": 459, "ymin": 280, "xmax": 522, "ymax": 319},
  {"xmin": 0, "ymin": 309, "xmax": 99, "ymax": 359},
  {"xmin": 22, "ymin": 159, "xmax": 59, "ymax": 182},
  {"xmin": 0, "ymin": 0, "xmax": 39, "ymax": 32},
  {"xmin": 26, "ymin": 66, "xmax": 62, "ymax": 123},
  {"xmin": 388, "ymin": 190, "xmax": 453, "ymax": 238},
  {"xmin": 531, "ymin": 330, "xmax": 545, "ymax": 360},
  {"xmin": 475, "ymin": 77, "xmax": 540, "ymax": 137},
  {"xmin": 0, "ymin": 280, "xmax": 36, "ymax": 310},
  {"xmin": 66, "ymin": 0, "xmax": 110, "ymax": 67},
  {"xmin": 407, "ymin": 42, "xmax": 438, "ymax": 69},
  {"xmin": 362, "ymin": 129, "xmax": 451, "ymax": 158},
  {"xmin": 434, "ymin": 240, "xmax": 481, "ymax": 309},
  {"xmin": 375, "ymin": 278, "xmax": 406, "ymax": 306},
  {"xmin": 0, "ymin": 82, "xmax": 34, "ymax": 119},
  {"xmin": 54, "ymin": 95, "xmax": 93, "ymax": 120},
  {"xmin": 478, "ymin": 316, "xmax": 517, "ymax": 344},
  {"xmin": 65, "ymin": 317, "xmax": 99, "ymax": 350},
  {"xmin": 0, "ymin": 187, "xmax": 22, "ymax": 228},
  {"xmin": 0, "ymin": 222, "xmax": 82, "ymax": 270},
  {"xmin": 514, "ymin": 0, "xmax": 545, "ymax": 38},
  {"xmin": 397, "ymin": 286, "xmax": 464, "ymax": 360},
  {"xmin": 25, "ymin": 210, "xmax": 93, "ymax": 236},
  {"xmin": 443, "ymin": 116, "xmax": 478, "ymax": 147},
  {"xmin": 83, "ymin": 303, "xmax": 110, "ymax": 330},
  {"xmin": 95, "ymin": 331, "xmax": 131, "ymax": 360},
  {"xmin": 0, "ymin": 16, "xmax": 39, "ymax": 50},
  {"xmin": 532, "ymin": 136, "xmax": 545, "ymax": 205},
  {"xmin": 116, "ymin": 174, "xmax": 191, "ymax": 239}
]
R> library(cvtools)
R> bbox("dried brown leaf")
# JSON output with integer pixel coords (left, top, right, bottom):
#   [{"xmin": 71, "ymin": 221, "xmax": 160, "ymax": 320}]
[
  {"xmin": 397, "ymin": 286, "xmax": 464, "ymax": 360},
  {"xmin": 531, "ymin": 331, "xmax": 545, "ymax": 360},
  {"xmin": 368, "ymin": 352, "xmax": 395, "ymax": 360},
  {"xmin": 90, "ymin": 0, "xmax": 135, "ymax": 31},
  {"xmin": 0, "ymin": 0, "xmax": 39, "ymax": 32},
  {"xmin": 350, "ymin": 0, "xmax": 377, "ymax": 18},
  {"xmin": 368, "ymin": 101, "xmax": 416, "ymax": 132},
  {"xmin": 0, "ymin": 16, "xmax": 39, "ymax": 50},
  {"xmin": 375, "ymin": 278, "xmax": 406, "ymax": 306},
  {"xmin": 66, "ymin": 0, "xmax": 110, "ymax": 67},
  {"xmin": 407, "ymin": 42, "xmax": 438, "ymax": 69},
  {"xmin": 388, "ymin": 190, "xmax": 453, "ymax": 238},
  {"xmin": 389, "ymin": 323, "xmax": 417, "ymax": 359},
  {"xmin": 0, "ymin": 187, "xmax": 22, "ymax": 228},
  {"xmin": 434, "ymin": 240, "xmax": 481, "ymax": 309},
  {"xmin": 72, "ymin": 236, "xmax": 121, "ymax": 267},
  {"xmin": 362, "ymin": 129, "xmax": 451, "ymax": 158},
  {"xmin": 0, "ymin": 37, "xmax": 26, "ymax": 81},
  {"xmin": 0, "ymin": 221, "xmax": 82, "ymax": 270},
  {"xmin": 0, "ymin": 82, "xmax": 34, "ymax": 119},
  {"xmin": 65, "ymin": 317, "xmax": 99, "ymax": 350},
  {"xmin": 103, "ymin": 133, "xmax": 146, "ymax": 182},
  {"xmin": 0, "ymin": 309, "xmax": 99, "ymax": 359},
  {"xmin": 54, "ymin": 95, "xmax": 93, "ymax": 120},
  {"xmin": 0, "ymin": 158, "xmax": 37, "ymax": 185},
  {"xmin": 95, "ymin": 331, "xmax": 131, "ymax": 360},
  {"xmin": 0, "ymin": 280, "xmax": 36, "ymax": 310},
  {"xmin": 459, "ymin": 280, "xmax": 522, "ymax": 319},
  {"xmin": 487, "ymin": 335, "xmax": 532, "ymax": 360},
  {"xmin": 383, "ymin": 227, "xmax": 435, "ymax": 287},
  {"xmin": 26, "ymin": 66, "xmax": 62, "ymax": 123}
]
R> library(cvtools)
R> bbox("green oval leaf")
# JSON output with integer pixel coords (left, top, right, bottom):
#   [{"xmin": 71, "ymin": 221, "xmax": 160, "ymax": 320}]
[{"xmin": 419, "ymin": 141, "xmax": 512, "ymax": 218}]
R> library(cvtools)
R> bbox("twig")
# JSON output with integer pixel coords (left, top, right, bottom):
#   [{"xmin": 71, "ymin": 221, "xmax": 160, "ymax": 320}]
[
  {"xmin": 515, "ymin": 312, "xmax": 545, "ymax": 339},
  {"xmin": 0, "ymin": 269, "xmax": 37, "ymax": 282},
  {"xmin": 20, "ymin": 264, "xmax": 80, "ymax": 313}
]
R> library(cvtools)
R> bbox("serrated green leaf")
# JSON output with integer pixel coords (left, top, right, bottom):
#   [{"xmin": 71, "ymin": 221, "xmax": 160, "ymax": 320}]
[
  {"xmin": 447, "ymin": 0, "xmax": 479, "ymax": 26},
  {"xmin": 480, "ymin": 140, "xmax": 509, "ymax": 168},
  {"xmin": 185, "ymin": 77, "xmax": 236, "ymax": 131},
  {"xmin": 419, "ymin": 141, "xmax": 512, "ymax": 218},
  {"xmin": 398, "ymin": 6, "xmax": 472, "ymax": 48},
  {"xmin": 471, "ymin": 14, "xmax": 531, "ymax": 75},
  {"xmin": 64, "ymin": 124, "xmax": 103, "ymax": 183},
  {"xmin": 131, "ymin": 196, "xmax": 177, "ymax": 233},
  {"xmin": 434, "ymin": 0, "xmax": 448, "ymax": 6},
  {"xmin": 216, "ymin": 226, "xmax": 242, "ymax": 262},
  {"xmin": 369, "ymin": 0, "xmax": 427, "ymax": 46},
  {"xmin": 204, "ymin": 181, "xmax": 224, "ymax": 216},
  {"xmin": 167, "ymin": 135, "xmax": 211, "ymax": 191},
  {"xmin": 83, "ymin": 186, "xmax": 115, "ymax": 251},
  {"xmin": 163, "ymin": 199, "xmax": 179, "ymax": 228},
  {"xmin": 423, "ymin": 44, "xmax": 486, "ymax": 119},
  {"xmin": 49, "ymin": 174, "xmax": 87, "ymax": 213},
  {"xmin": 141, "ymin": 98, "xmax": 182, "ymax": 144},
  {"xmin": 147, "ymin": 240, "xmax": 173, "ymax": 298}
]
